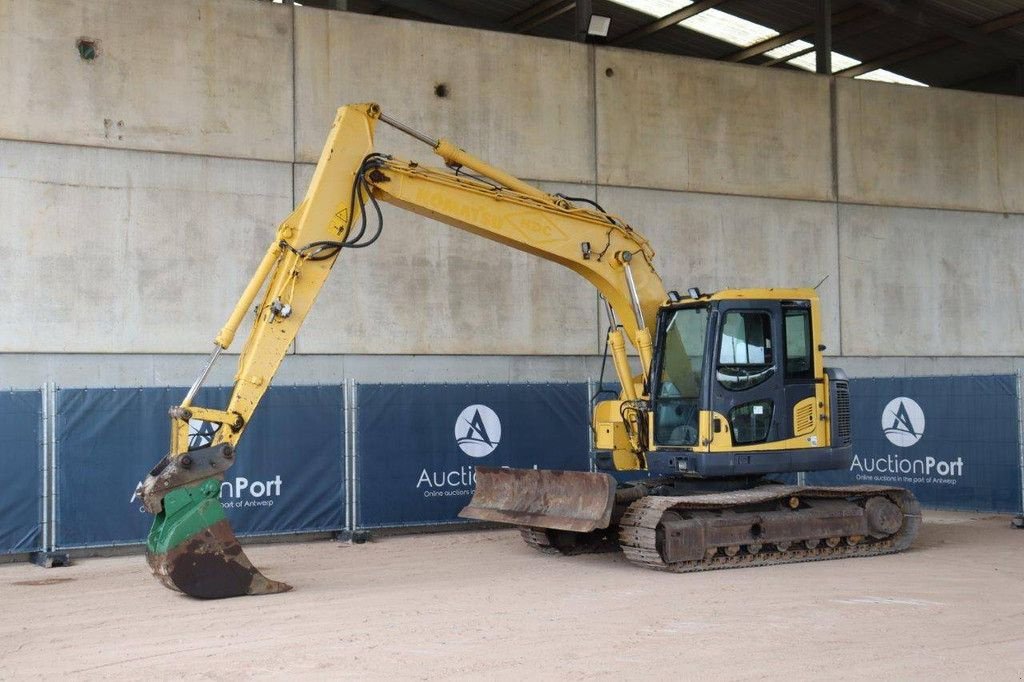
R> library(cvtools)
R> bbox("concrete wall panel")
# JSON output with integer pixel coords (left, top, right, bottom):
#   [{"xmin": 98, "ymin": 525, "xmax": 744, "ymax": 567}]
[
  {"xmin": 294, "ymin": 9, "xmax": 594, "ymax": 183},
  {"xmin": 0, "ymin": 140, "xmax": 291, "ymax": 353},
  {"xmin": 837, "ymin": 80, "xmax": 1024, "ymax": 214},
  {"xmin": 0, "ymin": 0, "xmax": 293, "ymax": 161},
  {"xmin": 839, "ymin": 204, "xmax": 1024, "ymax": 356},
  {"xmin": 596, "ymin": 186, "xmax": 841, "ymax": 352},
  {"xmin": 595, "ymin": 49, "xmax": 833, "ymax": 202},
  {"xmin": 292, "ymin": 165, "xmax": 599, "ymax": 355},
  {"xmin": 996, "ymin": 95, "xmax": 1024, "ymax": 213}
]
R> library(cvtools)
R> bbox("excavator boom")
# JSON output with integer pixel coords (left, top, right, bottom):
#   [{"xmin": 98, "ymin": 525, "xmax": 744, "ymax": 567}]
[{"xmin": 139, "ymin": 103, "xmax": 668, "ymax": 598}]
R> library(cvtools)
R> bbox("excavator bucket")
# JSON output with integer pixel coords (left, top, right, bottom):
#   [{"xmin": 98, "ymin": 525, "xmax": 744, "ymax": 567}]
[
  {"xmin": 141, "ymin": 445, "xmax": 291, "ymax": 599},
  {"xmin": 460, "ymin": 467, "xmax": 617, "ymax": 532}
]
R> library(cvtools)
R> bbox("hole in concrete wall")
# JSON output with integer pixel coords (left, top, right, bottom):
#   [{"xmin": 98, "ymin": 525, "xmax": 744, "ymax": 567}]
[
  {"xmin": 434, "ymin": 83, "xmax": 449, "ymax": 98},
  {"xmin": 76, "ymin": 38, "xmax": 98, "ymax": 61},
  {"xmin": 605, "ymin": 67, "xmax": 614, "ymax": 77}
]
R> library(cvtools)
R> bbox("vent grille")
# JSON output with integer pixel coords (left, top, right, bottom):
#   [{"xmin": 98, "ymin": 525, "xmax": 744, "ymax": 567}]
[
  {"xmin": 832, "ymin": 381, "xmax": 851, "ymax": 445},
  {"xmin": 794, "ymin": 401, "xmax": 815, "ymax": 436}
]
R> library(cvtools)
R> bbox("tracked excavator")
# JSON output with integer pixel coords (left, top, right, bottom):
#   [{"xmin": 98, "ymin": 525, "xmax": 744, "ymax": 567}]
[{"xmin": 139, "ymin": 103, "xmax": 920, "ymax": 599}]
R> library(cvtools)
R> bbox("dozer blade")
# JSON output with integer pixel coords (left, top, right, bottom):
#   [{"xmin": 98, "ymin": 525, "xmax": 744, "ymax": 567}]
[
  {"xmin": 141, "ymin": 445, "xmax": 291, "ymax": 599},
  {"xmin": 460, "ymin": 466, "xmax": 616, "ymax": 533}
]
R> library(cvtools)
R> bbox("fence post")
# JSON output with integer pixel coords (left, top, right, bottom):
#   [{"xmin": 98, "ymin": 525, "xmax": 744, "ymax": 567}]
[
  {"xmin": 50, "ymin": 385, "xmax": 59, "ymax": 553},
  {"xmin": 350, "ymin": 381, "xmax": 359, "ymax": 532},
  {"xmin": 31, "ymin": 382, "xmax": 69, "ymax": 567},
  {"xmin": 39, "ymin": 384, "xmax": 50, "ymax": 555},
  {"xmin": 1015, "ymin": 372, "xmax": 1024, "ymax": 528}
]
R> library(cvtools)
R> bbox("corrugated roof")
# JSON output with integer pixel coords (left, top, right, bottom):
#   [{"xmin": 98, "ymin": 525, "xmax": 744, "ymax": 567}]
[{"xmin": 306, "ymin": 0, "xmax": 1024, "ymax": 96}]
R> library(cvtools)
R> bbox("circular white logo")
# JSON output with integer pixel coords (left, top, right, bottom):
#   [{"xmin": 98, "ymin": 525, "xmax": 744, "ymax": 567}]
[
  {"xmin": 187, "ymin": 419, "xmax": 219, "ymax": 450},
  {"xmin": 455, "ymin": 404, "xmax": 501, "ymax": 458},
  {"xmin": 881, "ymin": 397, "xmax": 925, "ymax": 447}
]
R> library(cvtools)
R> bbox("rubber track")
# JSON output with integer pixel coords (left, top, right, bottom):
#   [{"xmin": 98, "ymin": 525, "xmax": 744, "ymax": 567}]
[
  {"xmin": 518, "ymin": 527, "xmax": 617, "ymax": 556},
  {"xmin": 618, "ymin": 484, "xmax": 921, "ymax": 573},
  {"xmin": 519, "ymin": 527, "xmax": 563, "ymax": 555}
]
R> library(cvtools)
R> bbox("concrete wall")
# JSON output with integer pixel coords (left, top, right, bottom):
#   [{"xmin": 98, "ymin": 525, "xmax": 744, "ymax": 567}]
[
  {"xmin": 2, "ymin": 0, "xmax": 1022, "ymax": 390},
  {"xmin": 294, "ymin": 11, "xmax": 594, "ymax": 183},
  {"xmin": 837, "ymin": 80, "xmax": 1024, "ymax": 214},
  {"xmin": 0, "ymin": 139, "xmax": 289, "ymax": 353},
  {"xmin": 0, "ymin": 0, "xmax": 294, "ymax": 161},
  {"xmin": 595, "ymin": 48, "xmax": 833, "ymax": 202}
]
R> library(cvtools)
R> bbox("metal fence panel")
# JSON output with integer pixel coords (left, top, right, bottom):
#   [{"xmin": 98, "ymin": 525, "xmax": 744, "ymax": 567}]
[
  {"xmin": 806, "ymin": 375, "xmax": 1022, "ymax": 513},
  {"xmin": 355, "ymin": 383, "xmax": 591, "ymax": 528},
  {"xmin": 0, "ymin": 390, "xmax": 42, "ymax": 554},
  {"xmin": 54, "ymin": 385, "xmax": 345, "ymax": 548}
]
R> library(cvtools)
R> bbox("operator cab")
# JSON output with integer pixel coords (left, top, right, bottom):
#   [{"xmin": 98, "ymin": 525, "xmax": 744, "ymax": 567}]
[{"xmin": 595, "ymin": 288, "xmax": 852, "ymax": 478}]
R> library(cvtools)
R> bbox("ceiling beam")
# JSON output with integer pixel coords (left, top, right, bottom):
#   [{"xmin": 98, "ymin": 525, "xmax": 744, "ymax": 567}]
[
  {"xmin": 514, "ymin": 1, "xmax": 575, "ymax": 33},
  {"xmin": 610, "ymin": 0, "xmax": 727, "ymax": 47},
  {"xmin": 835, "ymin": 9, "xmax": 1024, "ymax": 79},
  {"xmin": 815, "ymin": 0, "xmax": 832, "ymax": 74},
  {"xmin": 575, "ymin": 0, "xmax": 592, "ymax": 42},
  {"xmin": 857, "ymin": 0, "xmax": 1024, "ymax": 61},
  {"xmin": 502, "ymin": 0, "xmax": 567, "ymax": 28},
  {"xmin": 762, "ymin": 43, "xmax": 816, "ymax": 67},
  {"xmin": 759, "ymin": 11, "xmax": 888, "ymax": 67},
  {"xmin": 373, "ymin": 0, "xmax": 501, "ymax": 30},
  {"xmin": 947, "ymin": 62, "xmax": 1023, "ymax": 94},
  {"xmin": 724, "ymin": 5, "xmax": 874, "ymax": 63}
]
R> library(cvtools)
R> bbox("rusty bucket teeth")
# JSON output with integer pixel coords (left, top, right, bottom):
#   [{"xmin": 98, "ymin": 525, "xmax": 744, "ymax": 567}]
[
  {"xmin": 459, "ymin": 467, "xmax": 616, "ymax": 533},
  {"xmin": 145, "ymin": 476, "xmax": 291, "ymax": 599},
  {"xmin": 147, "ymin": 519, "xmax": 292, "ymax": 599}
]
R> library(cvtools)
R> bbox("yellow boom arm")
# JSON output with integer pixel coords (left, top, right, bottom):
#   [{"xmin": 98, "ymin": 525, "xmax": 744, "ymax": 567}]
[
  {"xmin": 139, "ymin": 102, "xmax": 669, "ymax": 599},
  {"xmin": 166, "ymin": 103, "xmax": 668, "ymax": 457}
]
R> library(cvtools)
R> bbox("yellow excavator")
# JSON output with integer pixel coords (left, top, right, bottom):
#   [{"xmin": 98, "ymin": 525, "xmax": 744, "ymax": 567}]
[{"xmin": 139, "ymin": 103, "xmax": 920, "ymax": 598}]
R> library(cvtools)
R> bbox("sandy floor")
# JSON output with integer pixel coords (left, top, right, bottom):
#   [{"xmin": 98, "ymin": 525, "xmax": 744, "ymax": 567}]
[{"xmin": 1, "ymin": 511, "xmax": 1022, "ymax": 680}]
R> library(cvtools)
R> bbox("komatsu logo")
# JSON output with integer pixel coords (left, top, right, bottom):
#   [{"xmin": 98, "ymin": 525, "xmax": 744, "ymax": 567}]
[
  {"xmin": 454, "ymin": 404, "xmax": 501, "ymax": 458},
  {"xmin": 881, "ymin": 397, "xmax": 925, "ymax": 447}
]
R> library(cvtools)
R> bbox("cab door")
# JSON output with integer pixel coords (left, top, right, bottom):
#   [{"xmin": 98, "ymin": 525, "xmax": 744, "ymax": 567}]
[{"xmin": 710, "ymin": 301, "xmax": 787, "ymax": 447}]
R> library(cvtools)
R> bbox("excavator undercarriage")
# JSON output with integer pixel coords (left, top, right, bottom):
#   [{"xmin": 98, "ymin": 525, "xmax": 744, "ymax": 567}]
[
  {"xmin": 468, "ymin": 468, "xmax": 921, "ymax": 573},
  {"xmin": 535, "ymin": 484, "xmax": 919, "ymax": 571}
]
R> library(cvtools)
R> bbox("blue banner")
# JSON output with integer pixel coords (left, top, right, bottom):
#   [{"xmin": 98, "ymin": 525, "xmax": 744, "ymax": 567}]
[
  {"xmin": 355, "ymin": 383, "xmax": 591, "ymax": 528},
  {"xmin": 0, "ymin": 391, "xmax": 42, "ymax": 554},
  {"xmin": 806, "ymin": 375, "xmax": 1022, "ymax": 513},
  {"xmin": 55, "ymin": 385, "xmax": 345, "ymax": 548}
]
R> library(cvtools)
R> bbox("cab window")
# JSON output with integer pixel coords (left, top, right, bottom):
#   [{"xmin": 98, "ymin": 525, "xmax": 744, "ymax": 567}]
[
  {"xmin": 717, "ymin": 311, "xmax": 775, "ymax": 391},
  {"xmin": 783, "ymin": 307, "xmax": 813, "ymax": 382},
  {"xmin": 654, "ymin": 306, "xmax": 708, "ymax": 446}
]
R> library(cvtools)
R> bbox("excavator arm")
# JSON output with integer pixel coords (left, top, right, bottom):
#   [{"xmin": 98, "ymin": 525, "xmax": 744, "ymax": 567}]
[{"xmin": 139, "ymin": 103, "xmax": 668, "ymax": 598}]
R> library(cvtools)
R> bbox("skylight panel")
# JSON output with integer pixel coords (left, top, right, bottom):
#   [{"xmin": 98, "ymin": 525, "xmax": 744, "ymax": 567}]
[
  {"xmin": 787, "ymin": 51, "xmax": 861, "ymax": 72},
  {"xmin": 613, "ymin": 0, "xmax": 693, "ymax": 17},
  {"xmin": 679, "ymin": 9, "xmax": 779, "ymax": 47},
  {"xmin": 856, "ymin": 69, "xmax": 928, "ymax": 87},
  {"xmin": 607, "ymin": 1, "xmax": 928, "ymax": 87},
  {"xmin": 764, "ymin": 40, "xmax": 813, "ymax": 61}
]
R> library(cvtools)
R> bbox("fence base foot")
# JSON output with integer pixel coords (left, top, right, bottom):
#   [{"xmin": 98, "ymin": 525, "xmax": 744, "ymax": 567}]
[
  {"xmin": 334, "ymin": 530, "xmax": 372, "ymax": 544},
  {"xmin": 1013, "ymin": 516, "xmax": 1024, "ymax": 529},
  {"xmin": 30, "ymin": 551, "xmax": 72, "ymax": 568}
]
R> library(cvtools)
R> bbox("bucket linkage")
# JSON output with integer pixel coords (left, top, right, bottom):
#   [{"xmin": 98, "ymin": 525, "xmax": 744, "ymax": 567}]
[{"xmin": 140, "ymin": 444, "xmax": 291, "ymax": 599}]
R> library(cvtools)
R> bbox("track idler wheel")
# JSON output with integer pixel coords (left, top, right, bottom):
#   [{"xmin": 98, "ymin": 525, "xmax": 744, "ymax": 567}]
[{"xmin": 864, "ymin": 496, "xmax": 903, "ymax": 537}]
